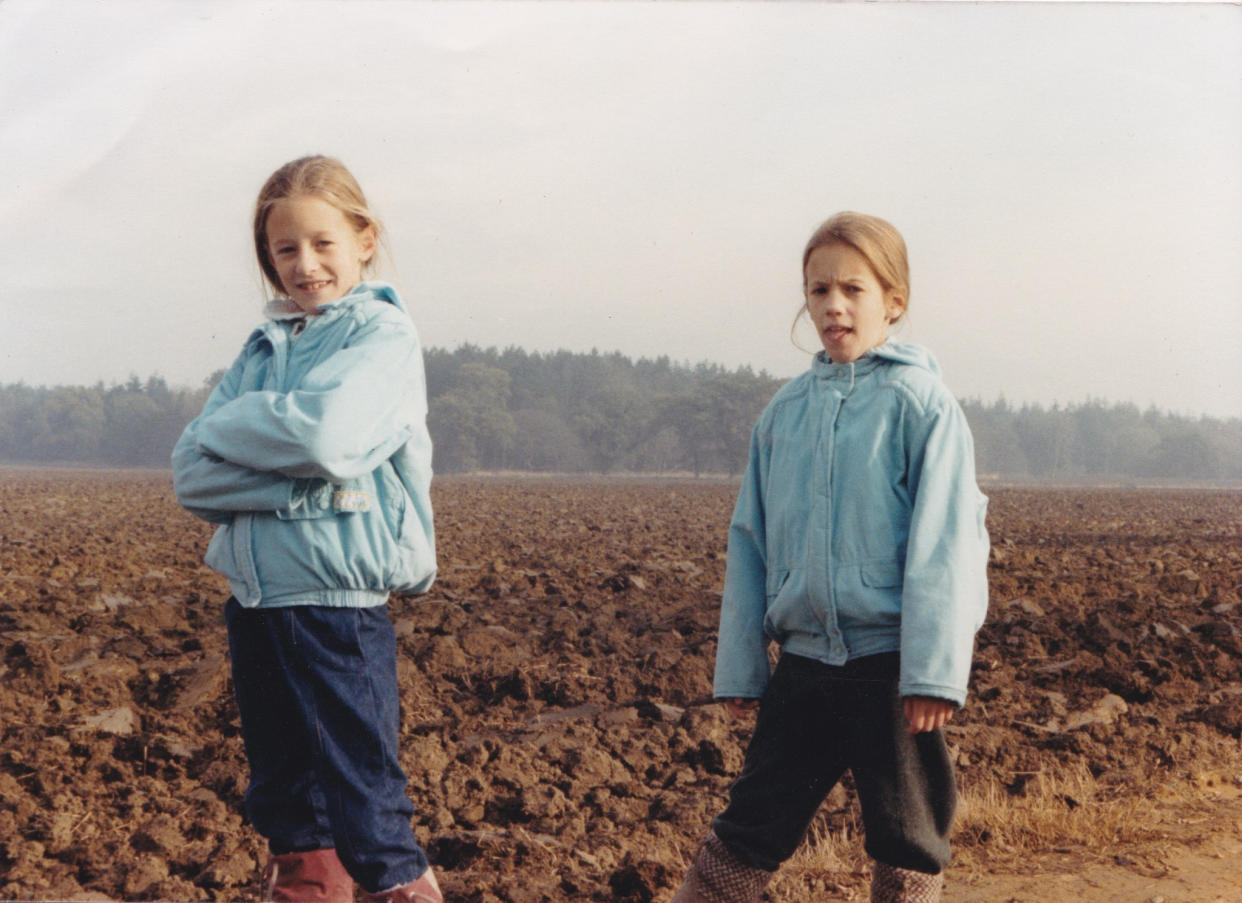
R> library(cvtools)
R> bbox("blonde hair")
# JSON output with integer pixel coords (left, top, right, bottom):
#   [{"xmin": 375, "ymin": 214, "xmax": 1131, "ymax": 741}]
[
  {"xmin": 253, "ymin": 155, "xmax": 383, "ymax": 297},
  {"xmin": 801, "ymin": 211, "xmax": 910, "ymax": 324}
]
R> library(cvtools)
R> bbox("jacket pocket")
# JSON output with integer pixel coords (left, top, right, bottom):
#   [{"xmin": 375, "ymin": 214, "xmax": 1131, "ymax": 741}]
[
  {"xmin": 374, "ymin": 461, "xmax": 434, "ymax": 591},
  {"xmin": 762, "ymin": 567, "xmax": 817, "ymax": 641},
  {"xmin": 765, "ymin": 567, "xmax": 791, "ymax": 601},
  {"xmin": 375, "ymin": 463, "xmax": 410, "ymax": 545},
  {"xmin": 836, "ymin": 559, "xmax": 904, "ymax": 630}
]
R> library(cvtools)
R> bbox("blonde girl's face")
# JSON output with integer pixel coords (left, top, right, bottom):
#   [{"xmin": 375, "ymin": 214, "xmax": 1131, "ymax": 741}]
[
  {"xmin": 804, "ymin": 242, "xmax": 905, "ymax": 364},
  {"xmin": 264, "ymin": 195, "xmax": 376, "ymax": 313}
]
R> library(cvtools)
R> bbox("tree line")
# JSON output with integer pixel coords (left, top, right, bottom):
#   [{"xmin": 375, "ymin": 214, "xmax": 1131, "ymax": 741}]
[{"xmin": 1, "ymin": 347, "xmax": 1239, "ymax": 482}]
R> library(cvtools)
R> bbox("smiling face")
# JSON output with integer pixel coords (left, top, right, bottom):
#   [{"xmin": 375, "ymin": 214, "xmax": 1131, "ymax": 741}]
[
  {"xmin": 804, "ymin": 242, "xmax": 906, "ymax": 363},
  {"xmin": 264, "ymin": 194, "xmax": 376, "ymax": 313}
]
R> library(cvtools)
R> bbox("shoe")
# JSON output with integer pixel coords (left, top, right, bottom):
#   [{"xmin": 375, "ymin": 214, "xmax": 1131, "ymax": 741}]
[
  {"xmin": 357, "ymin": 866, "xmax": 443, "ymax": 903},
  {"xmin": 261, "ymin": 848, "xmax": 354, "ymax": 903}
]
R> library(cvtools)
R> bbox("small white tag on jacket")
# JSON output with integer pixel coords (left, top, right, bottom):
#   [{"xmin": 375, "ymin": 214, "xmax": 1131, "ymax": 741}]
[{"xmin": 332, "ymin": 489, "xmax": 372, "ymax": 513}]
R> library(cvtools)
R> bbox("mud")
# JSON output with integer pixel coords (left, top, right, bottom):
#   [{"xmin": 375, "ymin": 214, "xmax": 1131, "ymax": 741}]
[{"xmin": 1, "ymin": 470, "xmax": 1240, "ymax": 901}]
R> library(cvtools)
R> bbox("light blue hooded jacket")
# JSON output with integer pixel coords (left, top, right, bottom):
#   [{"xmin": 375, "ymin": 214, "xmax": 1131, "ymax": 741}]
[
  {"xmin": 171, "ymin": 282, "xmax": 435, "ymax": 608},
  {"xmin": 714, "ymin": 342, "xmax": 989, "ymax": 706}
]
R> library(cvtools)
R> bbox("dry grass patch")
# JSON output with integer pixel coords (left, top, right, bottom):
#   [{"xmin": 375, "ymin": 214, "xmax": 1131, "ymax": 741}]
[
  {"xmin": 768, "ymin": 816, "xmax": 871, "ymax": 899},
  {"xmin": 764, "ymin": 761, "xmax": 1195, "ymax": 897},
  {"xmin": 953, "ymin": 762, "xmax": 1176, "ymax": 873}
]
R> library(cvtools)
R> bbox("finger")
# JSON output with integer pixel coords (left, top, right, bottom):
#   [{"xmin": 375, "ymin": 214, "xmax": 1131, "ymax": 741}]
[{"xmin": 905, "ymin": 702, "xmax": 925, "ymax": 734}]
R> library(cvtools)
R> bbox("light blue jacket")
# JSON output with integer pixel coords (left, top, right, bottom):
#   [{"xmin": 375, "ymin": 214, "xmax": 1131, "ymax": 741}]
[
  {"xmin": 714, "ymin": 342, "xmax": 989, "ymax": 706},
  {"xmin": 172, "ymin": 282, "xmax": 436, "ymax": 608}
]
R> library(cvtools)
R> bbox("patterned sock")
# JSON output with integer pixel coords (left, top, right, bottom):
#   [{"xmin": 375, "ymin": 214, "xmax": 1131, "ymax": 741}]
[
  {"xmin": 686, "ymin": 833, "xmax": 772, "ymax": 903},
  {"xmin": 870, "ymin": 861, "xmax": 944, "ymax": 903}
]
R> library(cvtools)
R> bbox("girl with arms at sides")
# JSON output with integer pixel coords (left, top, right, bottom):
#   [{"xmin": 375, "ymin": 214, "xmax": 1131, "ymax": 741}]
[
  {"xmin": 672, "ymin": 212, "xmax": 989, "ymax": 903},
  {"xmin": 173, "ymin": 156, "xmax": 441, "ymax": 903}
]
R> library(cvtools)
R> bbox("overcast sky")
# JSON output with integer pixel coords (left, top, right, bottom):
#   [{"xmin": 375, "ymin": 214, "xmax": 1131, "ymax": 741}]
[{"xmin": 2, "ymin": 0, "xmax": 1239, "ymax": 419}]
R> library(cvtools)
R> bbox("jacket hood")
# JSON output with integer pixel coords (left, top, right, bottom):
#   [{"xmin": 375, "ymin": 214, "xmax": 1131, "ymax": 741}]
[
  {"xmin": 262, "ymin": 281, "xmax": 407, "ymax": 320},
  {"xmin": 814, "ymin": 340, "xmax": 941, "ymax": 378},
  {"xmin": 869, "ymin": 340, "xmax": 941, "ymax": 376}
]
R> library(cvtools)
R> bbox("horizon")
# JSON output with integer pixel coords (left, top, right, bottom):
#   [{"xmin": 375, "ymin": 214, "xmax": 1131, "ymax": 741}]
[{"xmin": 4, "ymin": 339, "xmax": 1238, "ymax": 425}]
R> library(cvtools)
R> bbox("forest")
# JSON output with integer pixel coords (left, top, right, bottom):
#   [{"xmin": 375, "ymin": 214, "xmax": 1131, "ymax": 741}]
[{"xmin": 1, "ymin": 344, "xmax": 1239, "ymax": 482}]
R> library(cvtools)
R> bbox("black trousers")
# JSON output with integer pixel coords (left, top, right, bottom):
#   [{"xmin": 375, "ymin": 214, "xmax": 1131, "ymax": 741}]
[{"xmin": 712, "ymin": 652, "xmax": 956, "ymax": 874}]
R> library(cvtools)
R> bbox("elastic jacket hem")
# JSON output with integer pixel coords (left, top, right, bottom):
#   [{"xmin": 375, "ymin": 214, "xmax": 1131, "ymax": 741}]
[{"xmin": 226, "ymin": 580, "xmax": 391, "ymax": 609}]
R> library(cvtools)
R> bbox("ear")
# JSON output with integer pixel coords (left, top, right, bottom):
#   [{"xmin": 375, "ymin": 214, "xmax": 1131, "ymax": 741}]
[
  {"xmin": 886, "ymin": 291, "xmax": 907, "ymax": 323},
  {"xmin": 358, "ymin": 225, "xmax": 378, "ymax": 265}
]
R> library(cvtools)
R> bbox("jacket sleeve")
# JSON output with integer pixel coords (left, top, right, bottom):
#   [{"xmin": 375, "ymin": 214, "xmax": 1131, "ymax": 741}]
[
  {"xmin": 713, "ymin": 421, "xmax": 773, "ymax": 700},
  {"xmin": 899, "ymin": 396, "xmax": 990, "ymax": 706},
  {"xmin": 171, "ymin": 349, "xmax": 309, "ymax": 524},
  {"xmin": 194, "ymin": 311, "xmax": 423, "ymax": 483}
]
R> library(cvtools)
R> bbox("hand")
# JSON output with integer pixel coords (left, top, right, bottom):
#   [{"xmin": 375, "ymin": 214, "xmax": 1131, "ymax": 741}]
[
  {"xmin": 903, "ymin": 696, "xmax": 955, "ymax": 734},
  {"xmin": 724, "ymin": 697, "xmax": 760, "ymax": 719}
]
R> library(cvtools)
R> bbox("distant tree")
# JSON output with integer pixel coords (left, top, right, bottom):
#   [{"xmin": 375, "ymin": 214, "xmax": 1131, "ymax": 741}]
[
  {"xmin": 961, "ymin": 398, "xmax": 1028, "ymax": 477},
  {"xmin": 1145, "ymin": 421, "xmax": 1220, "ymax": 481},
  {"xmin": 29, "ymin": 387, "xmax": 105, "ymax": 462},
  {"xmin": 3, "ymin": 351, "xmax": 1239, "ymax": 482},
  {"xmin": 426, "ymin": 363, "xmax": 517, "ymax": 472},
  {"xmin": 0, "ymin": 386, "xmax": 40, "ymax": 461},
  {"xmin": 101, "ymin": 390, "xmax": 164, "ymax": 465},
  {"xmin": 509, "ymin": 409, "xmax": 588, "ymax": 471},
  {"xmin": 655, "ymin": 371, "xmax": 774, "ymax": 476},
  {"xmin": 1012, "ymin": 404, "xmax": 1078, "ymax": 477},
  {"xmin": 571, "ymin": 384, "xmax": 649, "ymax": 473}
]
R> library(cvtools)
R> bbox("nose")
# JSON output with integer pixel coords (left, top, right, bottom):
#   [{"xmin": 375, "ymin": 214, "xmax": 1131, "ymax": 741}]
[
  {"xmin": 823, "ymin": 288, "xmax": 846, "ymax": 317},
  {"xmin": 294, "ymin": 245, "xmax": 319, "ymax": 275}
]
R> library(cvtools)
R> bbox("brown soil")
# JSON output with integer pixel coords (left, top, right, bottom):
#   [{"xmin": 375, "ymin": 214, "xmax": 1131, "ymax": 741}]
[{"xmin": 1, "ymin": 469, "xmax": 1240, "ymax": 902}]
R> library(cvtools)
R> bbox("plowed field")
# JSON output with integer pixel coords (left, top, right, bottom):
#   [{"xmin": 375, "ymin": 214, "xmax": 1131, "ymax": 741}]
[{"xmin": 2, "ymin": 469, "xmax": 1240, "ymax": 901}]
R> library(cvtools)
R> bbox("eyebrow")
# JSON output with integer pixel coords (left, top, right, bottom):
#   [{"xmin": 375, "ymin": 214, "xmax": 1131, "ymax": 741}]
[
  {"xmin": 268, "ymin": 231, "xmax": 336, "ymax": 244},
  {"xmin": 808, "ymin": 275, "xmax": 867, "ymax": 285}
]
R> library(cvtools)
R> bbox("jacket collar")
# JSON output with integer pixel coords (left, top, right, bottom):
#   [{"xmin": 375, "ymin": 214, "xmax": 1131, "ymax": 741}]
[
  {"xmin": 812, "ymin": 347, "xmax": 886, "ymax": 381},
  {"xmin": 262, "ymin": 281, "xmax": 378, "ymax": 321},
  {"xmin": 250, "ymin": 282, "xmax": 406, "ymax": 345}
]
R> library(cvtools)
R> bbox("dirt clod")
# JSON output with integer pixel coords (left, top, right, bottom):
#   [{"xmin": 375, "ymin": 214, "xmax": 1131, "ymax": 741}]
[{"xmin": 1, "ymin": 471, "xmax": 1240, "ymax": 901}]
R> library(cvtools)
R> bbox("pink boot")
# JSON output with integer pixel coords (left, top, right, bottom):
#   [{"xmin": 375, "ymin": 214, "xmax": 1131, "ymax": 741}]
[
  {"xmin": 357, "ymin": 866, "xmax": 443, "ymax": 903},
  {"xmin": 262, "ymin": 849, "xmax": 355, "ymax": 903}
]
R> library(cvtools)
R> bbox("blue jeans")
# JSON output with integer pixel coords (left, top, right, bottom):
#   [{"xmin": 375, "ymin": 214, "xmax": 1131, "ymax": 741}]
[
  {"xmin": 225, "ymin": 598, "xmax": 429, "ymax": 892},
  {"xmin": 713, "ymin": 652, "xmax": 956, "ymax": 874}
]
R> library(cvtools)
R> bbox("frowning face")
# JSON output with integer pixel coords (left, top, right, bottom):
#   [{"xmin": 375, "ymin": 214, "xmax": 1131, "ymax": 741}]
[{"xmin": 804, "ymin": 242, "xmax": 905, "ymax": 363}]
